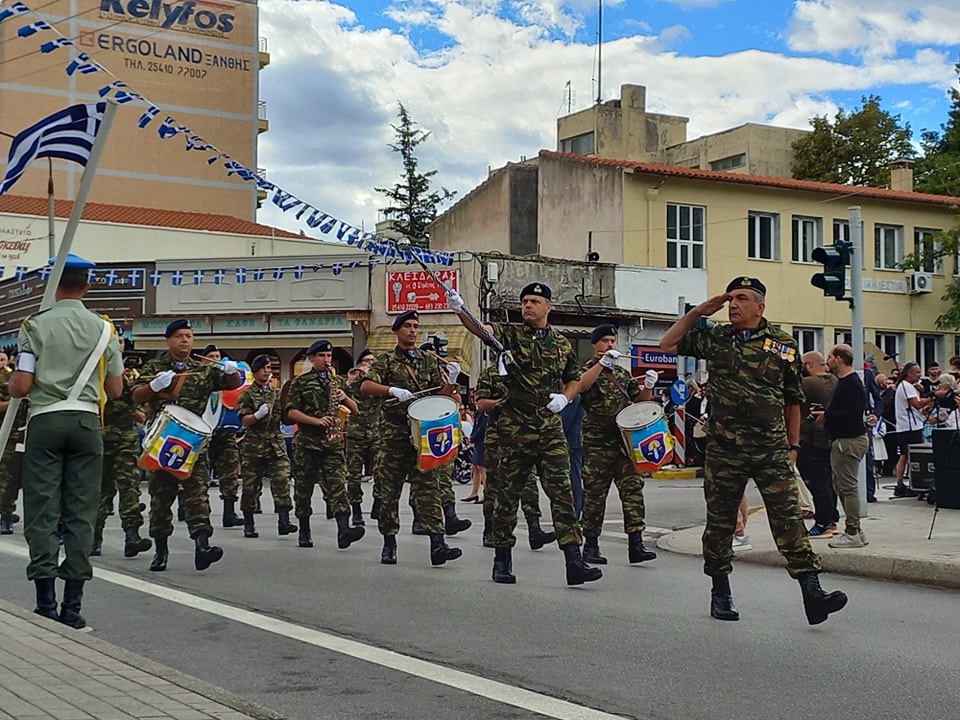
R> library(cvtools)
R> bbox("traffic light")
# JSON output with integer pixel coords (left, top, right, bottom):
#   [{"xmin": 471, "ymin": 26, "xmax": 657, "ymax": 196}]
[{"xmin": 811, "ymin": 242, "xmax": 850, "ymax": 300}]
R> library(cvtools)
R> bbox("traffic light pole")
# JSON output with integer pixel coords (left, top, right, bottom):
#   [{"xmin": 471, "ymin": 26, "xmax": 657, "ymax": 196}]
[{"xmin": 849, "ymin": 205, "xmax": 868, "ymax": 512}]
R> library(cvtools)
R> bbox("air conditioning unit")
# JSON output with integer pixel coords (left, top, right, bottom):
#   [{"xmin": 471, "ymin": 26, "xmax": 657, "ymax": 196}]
[{"xmin": 910, "ymin": 272, "xmax": 933, "ymax": 294}]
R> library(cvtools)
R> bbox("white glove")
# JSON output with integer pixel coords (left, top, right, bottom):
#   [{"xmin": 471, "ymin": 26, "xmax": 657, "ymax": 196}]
[
  {"xmin": 254, "ymin": 403, "xmax": 270, "ymax": 420},
  {"xmin": 644, "ymin": 369, "xmax": 659, "ymax": 389},
  {"xmin": 149, "ymin": 370, "xmax": 176, "ymax": 392},
  {"xmin": 388, "ymin": 387, "xmax": 414, "ymax": 402},
  {"xmin": 221, "ymin": 359, "xmax": 239, "ymax": 375},
  {"xmin": 546, "ymin": 393, "xmax": 569, "ymax": 414},
  {"xmin": 446, "ymin": 289, "xmax": 464, "ymax": 312},
  {"xmin": 599, "ymin": 349, "xmax": 621, "ymax": 369},
  {"xmin": 444, "ymin": 361, "xmax": 461, "ymax": 386}
]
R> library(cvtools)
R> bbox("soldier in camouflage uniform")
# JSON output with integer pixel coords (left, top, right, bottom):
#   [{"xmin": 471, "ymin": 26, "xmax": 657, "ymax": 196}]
[
  {"xmin": 344, "ymin": 349, "xmax": 378, "ymax": 526},
  {"xmin": 360, "ymin": 310, "xmax": 464, "ymax": 566},
  {"xmin": 661, "ymin": 276, "xmax": 847, "ymax": 625},
  {"xmin": 236, "ymin": 354, "xmax": 297, "ymax": 539},
  {"xmin": 578, "ymin": 323, "xmax": 658, "ymax": 566},
  {"xmin": 448, "ymin": 282, "xmax": 601, "ymax": 586},
  {"xmin": 133, "ymin": 319, "xmax": 241, "ymax": 572},
  {"xmin": 0, "ymin": 359, "xmax": 25, "ymax": 535},
  {"xmin": 285, "ymin": 339, "xmax": 364, "ymax": 551},
  {"xmin": 200, "ymin": 345, "xmax": 243, "ymax": 528}
]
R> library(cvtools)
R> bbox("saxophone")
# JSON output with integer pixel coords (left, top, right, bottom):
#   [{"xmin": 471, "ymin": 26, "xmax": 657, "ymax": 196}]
[{"xmin": 324, "ymin": 369, "xmax": 350, "ymax": 444}]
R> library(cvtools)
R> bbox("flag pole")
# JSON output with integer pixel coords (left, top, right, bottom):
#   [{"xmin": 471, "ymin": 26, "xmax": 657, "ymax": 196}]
[{"xmin": 47, "ymin": 159, "xmax": 55, "ymax": 258}]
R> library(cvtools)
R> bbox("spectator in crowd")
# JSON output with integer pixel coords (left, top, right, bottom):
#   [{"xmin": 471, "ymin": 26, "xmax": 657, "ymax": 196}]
[
  {"xmin": 879, "ymin": 373, "xmax": 898, "ymax": 477},
  {"xmin": 931, "ymin": 374, "xmax": 960, "ymax": 429},
  {"xmin": 920, "ymin": 362, "xmax": 942, "ymax": 397},
  {"xmin": 893, "ymin": 362, "xmax": 936, "ymax": 497},
  {"xmin": 797, "ymin": 351, "xmax": 838, "ymax": 536}
]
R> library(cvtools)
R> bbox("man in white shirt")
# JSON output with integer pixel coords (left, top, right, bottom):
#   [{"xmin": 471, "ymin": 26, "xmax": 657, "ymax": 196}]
[{"xmin": 893, "ymin": 362, "xmax": 935, "ymax": 497}]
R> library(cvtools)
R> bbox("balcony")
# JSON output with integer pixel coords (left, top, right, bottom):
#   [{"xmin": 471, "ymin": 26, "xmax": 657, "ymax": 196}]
[
  {"xmin": 259, "ymin": 36, "xmax": 270, "ymax": 69},
  {"xmin": 258, "ymin": 100, "xmax": 269, "ymax": 133}
]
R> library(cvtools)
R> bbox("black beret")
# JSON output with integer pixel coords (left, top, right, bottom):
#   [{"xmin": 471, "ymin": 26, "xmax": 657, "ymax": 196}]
[
  {"xmin": 590, "ymin": 323, "xmax": 618, "ymax": 344},
  {"xmin": 725, "ymin": 276, "xmax": 766, "ymax": 296},
  {"xmin": 307, "ymin": 339, "xmax": 333, "ymax": 355},
  {"xmin": 420, "ymin": 342, "xmax": 434, "ymax": 352},
  {"xmin": 164, "ymin": 318, "xmax": 192, "ymax": 338},
  {"xmin": 201, "ymin": 344, "xmax": 219, "ymax": 356},
  {"xmin": 357, "ymin": 348, "xmax": 373, "ymax": 363},
  {"xmin": 519, "ymin": 282, "xmax": 551, "ymax": 301},
  {"xmin": 251, "ymin": 354, "xmax": 271, "ymax": 372},
  {"xmin": 391, "ymin": 310, "xmax": 419, "ymax": 331}
]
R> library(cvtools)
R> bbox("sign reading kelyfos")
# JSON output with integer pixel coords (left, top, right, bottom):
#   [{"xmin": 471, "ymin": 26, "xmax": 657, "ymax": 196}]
[{"xmin": 99, "ymin": 0, "xmax": 236, "ymax": 37}]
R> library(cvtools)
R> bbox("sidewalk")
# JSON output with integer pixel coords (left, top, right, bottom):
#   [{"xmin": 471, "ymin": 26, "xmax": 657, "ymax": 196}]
[
  {"xmin": 657, "ymin": 492, "xmax": 960, "ymax": 589},
  {"xmin": 0, "ymin": 598, "xmax": 286, "ymax": 720}
]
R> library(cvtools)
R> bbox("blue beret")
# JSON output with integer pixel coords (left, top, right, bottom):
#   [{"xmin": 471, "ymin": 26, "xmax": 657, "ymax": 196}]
[
  {"xmin": 251, "ymin": 354, "xmax": 271, "ymax": 372},
  {"xmin": 164, "ymin": 318, "xmax": 192, "ymax": 338},
  {"xmin": 49, "ymin": 253, "xmax": 95, "ymax": 270},
  {"xmin": 520, "ymin": 282, "xmax": 551, "ymax": 301},
  {"xmin": 307, "ymin": 339, "xmax": 333, "ymax": 355},
  {"xmin": 725, "ymin": 276, "xmax": 767, "ymax": 296},
  {"xmin": 357, "ymin": 348, "xmax": 373, "ymax": 363},
  {"xmin": 392, "ymin": 310, "xmax": 419, "ymax": 331},
  {"xmin": 590, "ymin": 324, "xmax": 618, "ymax": 344}
]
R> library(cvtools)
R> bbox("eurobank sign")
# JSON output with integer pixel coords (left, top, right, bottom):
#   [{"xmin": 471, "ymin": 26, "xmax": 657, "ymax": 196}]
[{"xmin": 99, "ymin": 0, "xmax": 237, "ymax": 38}]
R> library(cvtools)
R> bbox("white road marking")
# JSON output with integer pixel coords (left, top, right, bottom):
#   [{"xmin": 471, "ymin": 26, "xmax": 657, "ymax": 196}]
[{"xmin": 0, "ymin": 540, "xmax": 628, "ymax": 720}]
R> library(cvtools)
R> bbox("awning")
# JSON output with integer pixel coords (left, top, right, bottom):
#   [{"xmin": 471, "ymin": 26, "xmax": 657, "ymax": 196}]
[{"xmin": 365, "ymin": 324, "xmax": 474, "ymax": 375}]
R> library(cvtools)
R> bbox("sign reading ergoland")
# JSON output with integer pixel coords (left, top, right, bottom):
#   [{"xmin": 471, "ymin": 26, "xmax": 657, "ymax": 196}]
[{"xmin": 386, "ymin": 270, "xmax": 459, "ymax": 314}]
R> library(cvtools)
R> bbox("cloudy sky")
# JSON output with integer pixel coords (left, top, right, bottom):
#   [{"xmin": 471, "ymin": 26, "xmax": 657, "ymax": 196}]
[{"xmin": 255, "ymin": 0, "xmax": 960, "ymax": 237}]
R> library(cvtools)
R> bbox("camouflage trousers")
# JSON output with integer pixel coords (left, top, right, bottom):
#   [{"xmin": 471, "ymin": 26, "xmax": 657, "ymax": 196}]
[
  {"xmin": 581, "ymin": 438, "xmax": 646, "ymax": 537},
  {"xmin": 292, "ymin": 443, "xmax": 349, "ymax": 519},
  {"xmin": 489, "ymin": 427, "xmax": 581, "ymax": 549},
  {"xmin": 0, "ymin": 437, "xmax": 21, "ymax": 515},
  {"xmin": 703, "ymin": 438, "xmax": 820, "ymax": 579},
  {"xmin": 96, "ymin": 430, "xmax": 145, "ymax": 535},
  {"xmin": 483, "ymin": 449, "xmax": 542, "ymax": 527},
  {"xmin": 373, "ymin": 435, "xmax": 444, "ymax": 536},
  {"xmin": 148, "ymin": 451, "xmax": 213, "ymax": 540},
  {"xmin": 208, "ymin": 431, "xmax": 240, "ymax": 500},
  {"xmin": 345, "ymin": 432, "xmax": 376, "ymax": 505},
  {"xmin": 240, "ymin": 452, "xmax": 292, "ymax": 514}
]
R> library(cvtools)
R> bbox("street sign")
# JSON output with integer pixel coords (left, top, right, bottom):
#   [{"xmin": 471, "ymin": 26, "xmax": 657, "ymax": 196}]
[
  {"xmin": 386, "ymin": 269, "xmax": 460, "ymax": 314},
  {"xmin": 669, "ymin": 378, "xmax": 688, "ymax": 405}
]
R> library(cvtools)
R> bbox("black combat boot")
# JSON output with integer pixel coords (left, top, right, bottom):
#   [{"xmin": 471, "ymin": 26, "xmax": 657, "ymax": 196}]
[
  {"xmin": 106, "ymin": 499, "xmax": 115, "ymax": 516},
  {"xmin": 150, "ymin": 536, "xmax": 169, "ymax": 572},
  {"xmin": 335, "ymin": 512, "xmax": 364, "ymax": 549},
  {"xmin": 0, "ymin": 512, "xmax": 17, "ymax": 535},
  {"xmin": 628, "ymin": 531, "xmax": 657, "ymax": 563},
  {"xmin": 222, "ymin": 499, "xmax": 243, "ymax": 528},
  {"xmin": 443, "ymin": 502, "xmax": 471, "ymax": 535},
  {"xmin": 243, "ymin": 511, "xmax": 258, "ymax": 538},
  {"xmin": 381, "ymin": 535, "xmax": 397, "ymax": 565},
  {"xmin": 351, "ymin": 503, "xmax": 365, "ymax": 527},
  {"xmin": 562, "ymin": 544, "xmax": 603, "ymax": 586},
  {"xmin": 89, "ymin": 532, "xmax": 103, "ymax": 557},
  {"xmin": 277, "ymin": 507, "xmax": 297, "ymax": 536},
  {"xmin": 34, "ymin": 578, "xmax": 59, "ymax": 621},
  {"xmin": 123, "ymin": 527, "xmax": 152, "ymax": 558},
  {"xmin": 298, "ymin": 517, "xmax": 313, "ymax": 548},
  {"xmin": 710, "ymin": 575, "xmax": 739, "ymax": 621},
  {"xmin": 526, "ymin": 514, "xmax": 556, "ymax": 550},
  {"xmin": 194, "ymin": 530, "xmax": 223, "ymax": 571},
  {"xmin": 176, "ymin": 491, "xmax": 186, "ymax": 522},
  {"xmin": 582, "ymin": 536, "xmax": 607, "ymax": 565},
  {"xmin": 325, "ymin": 500, "xmax": 334, "ymax": 520},
  {"xmin": 492, "ymin": 547, "xmax": 516, "ymax": 584},
  {"xmin": 430, "ymin": 534, "xmax": 463, "ymax": 566},
  {"xmin": 370, "ymin": 498, "xmax": 381, "ymax": 520},
  {"xmin": 798, "ymin": 572, "xmax": 848, "ymax": 625},
  {"xmin": 482, "ymin": 499, "xmax": 494, "ymax": 548},
  {"xmin": 59, "ymin": 579, "xmax": 86, "ymax": 629}
]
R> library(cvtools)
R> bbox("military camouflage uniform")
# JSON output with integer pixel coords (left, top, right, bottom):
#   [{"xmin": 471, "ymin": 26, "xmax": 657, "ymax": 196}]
[
  {"xmin": 285, "ymin": 369, "xmax": 351, "ymax": 520},
  {"xmin": 579, "ymin": 360, "xmax": 648, "ymax": 537},
  {"xmin": 95, "ymin": 369, "xmax": 145, "ymax": 536},
  {"xmin": 237, "ymin": 382, "xmax": 293, "ymax": 514},
  {"xmin": 0, "ymin": 370, "xmax": 25, "ymax": 524},
  {"xmin": 363, "ymin": 347, "xmax": 447, "ymax": 537},
  {"xmin": 677, "ymin": 318, "xmax": 820, "ymax": 579},
  {"xmin": 345, "ymin": 379, "xmax": 378, "ymax": 505},
  {"xmin": 208, "ymin": 430, "xmax": 240, "ymax": 500},
  {"xmin": 136, "ymin": 355, "xmax": 232, "ymax": 540},
  {"xmin": 488, "ymin": 322, "xmax": 582, "ymax": 548}
]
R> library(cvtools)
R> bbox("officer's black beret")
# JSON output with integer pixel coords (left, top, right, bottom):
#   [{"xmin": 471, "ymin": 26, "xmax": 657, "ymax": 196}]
[
  {"xmin": 590, "ymin": 323, "xmax": 618, "ymax": 344},
  {"xmin": 392, "ymin": 310, "xmax": 419, "ymax": 331},
  {"xmin": 357, "ymin": 348, "xmax": 373, "ymax": 363},
  {"xmin": 420, "ymin": 342, "xmax": 434, "ymax": 352},
  {"xmin": 519, "ymin": 282, "xmax": 551, "ymax": 301},
  {"xmin": 725, "ymin": 276, "xmax": 767, "ymax": 297},
  {"xmin": 307, "ymin": 339, "xmax": 333, "ymax": 355},
  {"xmin": 164, "ymin": 318, "xmax": 192, "ymax": 338},
  {"xmin": 201, "ymin": 344, "xmax": 219, "ymax": 356},
  {"xmin": 251, "ymin": 354, "xmax": 271, "ymax": 373}
]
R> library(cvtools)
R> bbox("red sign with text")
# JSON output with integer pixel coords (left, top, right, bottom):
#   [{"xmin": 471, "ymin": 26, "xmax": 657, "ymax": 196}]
[{"xmin": 386, "ymin": 270, "xmax": 460, "ymax": 314}]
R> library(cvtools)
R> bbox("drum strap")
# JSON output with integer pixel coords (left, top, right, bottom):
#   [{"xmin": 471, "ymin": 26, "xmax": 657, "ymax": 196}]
[
  {"xmin": 402, "ymin": 363, "xmax": 424, "ymax": 392},
  {"xmin": 603, "ymin": 369, "xmax": 633, "ymax": 404}
]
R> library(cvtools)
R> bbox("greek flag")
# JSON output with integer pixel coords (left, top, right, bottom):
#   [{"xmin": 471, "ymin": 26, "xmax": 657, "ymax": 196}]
[
  {"xmin": 15, "ymin": 267, "xmax": 28, "ymax": 281},
  {"xmin": 149, "ymin": 270, "xmax": 162, "ymax": 286},
  {"xmin": 293, "ymin": 265, "xmax": 304, "ymax": 280},
  {"xmin": 0, "ymin": 2, "xmax": 30, "ymax": 23},
  {"xmin": 158, "ymin": 117, "xmax": 188, "ymax": 139},
  {"xmin": 272, "ymin": 267, "xmax": 284, "ymax": 280},
  {"xmin": 193, "ymin": 269, "xmax": 204, "ymax": 285},
  {"xmin": 66, "ymin": 52, "xmax": 103, "ymax": 76},
  {"xmin": 171, "ymin": 270, "xmax": 184, "ymax": 286},
  {"xmin": 224, "ymin": 160, "xmax": 254, "ymax": 181},
  {"xmin": 128, "ymin": 268, "xmax": 142, "ymax": 286},
  {"xmin": 235, "ymin": 268, "xmax": 247, "ymax": 284},
  {"xmin": 17, "ymin": 19, "xmax": 50, "ymax": 37},
  {"xmin": 103, "ymin": 268, "xmax": 118, "ymax": 285},
  {"xmin": 114, "ymin": 90, "xmax": 142, "ymax": 105},
  {"xmin": 0, "ymin": 102, "xmax": 105, "ymax": 196},
  {"xmin": 137, "ymin": 105, "xmax": 160, "ymax": 128},
  {"xmin": 41, "ymin": 37, "xmax": 73, "ymax": 53},
  {"xmin": 37, "ymin": 266, "xmax": 51, "ymax": 281},
  {"xmin": 252, "ymin": 268, "xmax": 264, "ymax": 282},
  {"xmin": 213, "ymin": 269, "xmax": 225, "ymax": 285}
]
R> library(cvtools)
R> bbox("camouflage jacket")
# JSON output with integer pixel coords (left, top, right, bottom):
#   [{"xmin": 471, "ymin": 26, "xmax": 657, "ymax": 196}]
[
  {"xmin": 285, "ymin": 369, "xmax": 347, "ymax": 450},
  {"xmin": 0, "ymin": 369, "xmax": 26, "ymax": 450},
  {"xmin": 103, "ymin": 370, "xmax": 139, "ymax": 444},
  {"xmin": 363, "ymin": 346, "xmax": 444, "ymax": 439},
  {"xmin": 136, "ymin": 354, "xmax": 230, "ymax": 420},
  {"xmin": 580, "ymin": 360, "xmax": 642, "ymax": 440},
  {"xmin": 677, "ymin": 318, "xmax": 803, "ymax": 448},
  {"xmin": 345, "ymin": 377, "xmax": 379, "ymax": 440},
  {"xmin": 237, "ymin": 383, "xmax": 286, "ymax": 459},
  {"xmin": 476, "ymin": 365, "xmax": 506, "ymax": 446}
]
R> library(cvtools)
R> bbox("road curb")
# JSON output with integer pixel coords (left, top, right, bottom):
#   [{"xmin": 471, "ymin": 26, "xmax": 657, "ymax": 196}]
[{"xmin": 649, "ymin": 467, "xmax": 703, "ymax": 480}]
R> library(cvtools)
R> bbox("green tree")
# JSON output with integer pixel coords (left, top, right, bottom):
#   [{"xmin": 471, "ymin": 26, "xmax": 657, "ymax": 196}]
[
  {"xmin": 915, "ymin": 61, "xmax": 960, "ymax": 197},
  {"xmin": 791, "ymin": 95, "xmax": 916, "ymax": 187},
  {"xmin": 375, "ymin": 103, "xmax": 457, "ymax": 249},
  {"xmin": 901, "ymin": 221, "xmax": 960, "ymax": 330}
]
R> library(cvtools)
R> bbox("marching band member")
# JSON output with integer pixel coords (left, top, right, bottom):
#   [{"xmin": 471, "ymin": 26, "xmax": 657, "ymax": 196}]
[
  {"xmin": 344, "ymin": 349, "xmax": 378, "ymax": 526},
  {"xmin": 200, "ymin": 344, "xmax": 243, "ymax": 528},
  {"xmin": 0, "ymin": 351, "xmax": 25, "ymax": 536}
]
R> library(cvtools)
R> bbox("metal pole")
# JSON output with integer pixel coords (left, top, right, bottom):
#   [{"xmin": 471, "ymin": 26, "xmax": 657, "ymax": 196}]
[
  {"xmin": 850, "ymin": 205, "xmax": 867, "ymax": 512},
  {"xmin": 674, "ymin": 296, "xmax": 686, "ymax": 467},
  {"xmin": 47, "ymin": 159, "xmax": 55, "ymax": 259}
]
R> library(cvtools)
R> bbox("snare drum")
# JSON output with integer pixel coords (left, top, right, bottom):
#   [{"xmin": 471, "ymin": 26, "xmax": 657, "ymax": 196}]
[
  {"xmin": 201, "ymin": 361, "xmax": 252, "ymax": 431},
  {"xmin": 139, "ymin": 405, "xmax": 213, "ymax": 480},
  {"xmin": 407, "ymin": 396, "xmax": 461, "ymax": 471},
  {"xmin": 615, "ymin": 402, "xmax": 674, "ymax": 473}
]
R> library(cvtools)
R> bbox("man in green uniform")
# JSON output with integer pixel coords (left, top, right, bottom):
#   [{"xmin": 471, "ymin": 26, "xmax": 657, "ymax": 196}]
[
  {"xmin": 200, "ymin": 344, "xmax": 243, "ymax": 528},
  {"xmin": 578, "ymin": 323, "xmax": 658, "ymax": 566},
  {"xmin": 660, "ymin": 276, "xmax": 848, "ymax": 625},
  {"xmin": 360, "ymin": 311, "xmax": 464, "ymax": 566},
  {"xmin": 236, "ymin": 354, "xmax": 297, "ymax": 538},
  {"xmin": 10, "ymin": 254, "xmax": 123, "ymax": 629},
  {"xmin": 133, "ymin": 319, "xmax": 241, "ymax": 572},
  {"xmin": 345, "ymin": 348, "xmax": 378, "ymax": 526},
  {"xmin": 285, "ymin": 339, "xmax": 364, "ymax": 550},
  {"xmin": 0, "ymin": 360, "xmax": 26, "ymax": 535},
  {"xmin": 448, "ymin": 282, "xmax": 601, "ymax": 586}
]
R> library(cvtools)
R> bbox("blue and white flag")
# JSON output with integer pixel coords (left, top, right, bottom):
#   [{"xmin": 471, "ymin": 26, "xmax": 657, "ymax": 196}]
[
  {"xmin": 213, "ymin": 268, "xmax": 225, "ymax": 285},
  {"xmin": 235, "ymin": 267, "xmax": 247, "ymax": 284},
  {"xmin": 171, "ymin": 269, "xmax": 184, "ymax": 286},
  {"xmin": 66, "ymin": 52, "xmax": 103, "ymax": 76},
  {"xmin": 224, "ymin": 160, "xmax": 254, "ymax": 181},
  {"xmin": 15, "ymin": 266, "xmax": 28, "ymax": 281},
  {"xmin": 0, "ymin": 2, "xmax": 30, "ymax": 24},
  {"xmin": 98, "ymin": 81, "xmax": 126, "ymax": 97},
  {"xmin": 36, "ymin": 266, "xmax": 51, "ymax": 281},
  {"xmin": 102, "ymin": 268, "xmax": 118, "ymax": 285},
  {"xmin": 87, "ymin": 269, "xmax": 96, "ymax": 283},
  {"xmin": 185, "ymin": 135, "xmax": 215, "ymax": 152},
  {"xmin": 332, "ymin": 263, "xmax": 343, "ymax": 276},
  {"xmin": 113, "ymin": 89, "xmax": 143, "ymax": 105},
  {"xmin": 149, "ymin": 269, "xmax": 162, "ymax": 286},
  {"xmin": 272, "ymin": 267, "xmax": 284, "ymax": 280},
  {"xmin": 40, "ymin": 37, "xmax": 73, "ymax": 53},
  {"xmin": 193, "ymin": 269, "xmax": 204, "ymax": 285},
  {"xmin": 158, "ymin": 117, "xmax": 188, "ymax": 140},
  {"xmin": 252, "ymin": 268, "xmax": 264, "ymax": 282},
  {"xmin": 137, "ymin": 105, "xmax": 160, "ymax": 128},
  {"xmin": 292, "ymin": 265, "xmax": 304, "ymax": 280},
  {"xmin": 128, "ymin": 268, "xmax": 142, "ymax": 286},
  {"xmin": 0, "ymin": 102, "xmax": 105, "ymax": 196},
  {"xmin": 17, "ymin": 19, "xmax": 51, "ymax": 37}
]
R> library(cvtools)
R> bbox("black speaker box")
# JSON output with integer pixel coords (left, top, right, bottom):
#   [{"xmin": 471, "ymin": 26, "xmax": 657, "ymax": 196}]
[{"xmin": 931, "ymin": 430, "xmax": 960, "ymax": 510}]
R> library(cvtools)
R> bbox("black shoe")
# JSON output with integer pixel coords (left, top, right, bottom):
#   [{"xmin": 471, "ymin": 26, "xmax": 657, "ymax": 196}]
[
  {"xmin": 59, "ymin": 579, "xmax": 86, "ymax": 629},
  {"xmin": 243, "ymin": 511, "xmax": 259, "ymax": 538},
  {"xmin": 123, "ymin": 527, "xmax": 152, "ymax": 558},
  {"xmin": 335, "ymin": 512, "xmax": 365, "ymax": 549},
  {"xmin": 0, "ymin": 513, "xmax": 14, "ymax": 535},
  {"xmin": 710, "ymin": 575, "xmax": 740, "ymax": 620},
  {"xmin": 370, "ymin": 498, "xmax": 381, "ymax": 520},
  {"xmin": 298, "ymin": 518, "xmax": 313, "ymax": 548},
  {"xmin": 89, "ymin": 533, "xmax": 103, "ymax": 557},
  {"xmin": 443, "ymin": 502, "xmax": 472, "ymax": 535},
  {"xmin": 381, "ymin": 535, "xmax": 398, "ymax": 565},
  {"xmin": 430, "ymin": 534, "xmax": 463, "ymax": 566},
  {"xmin": 562, "ymin": 544, "xmax": 602, "ymax": 585},
  {"xmin": 628, "ymin": 532, "xmax": 657, "ymax": 563},
  {"xmin": 461, "ymin": 496, "xmax": 480, "ymax": 503},
  {"xmin": 526, "ymin": 514, "xmax": 556, "ymax": 550},
  {"xmin": 277, "ymin": 508, "xmax": 297, "ymax": 536},
  {"xmin": 582, "ymin": 538, "xmax": 608, "ymax": 565},
  {"xmin": 492, "ymin": 547, "xmax": 516, "ymax": 584},
  {"xmin": 893, "ymin": 484, "xmax": 918, "ymax": 498},
  {"xmin": 798, "ymin": 572, "xmax": 848, "ymax": 625},
  {"xmin": 222, "ymin": 499, "xmax": 243, "ymax": 528},
  {"xmin": 150, "ymin": 536, "xmax": 169, "ymax": 572},
  {"xmin": 254, "ymin": 498, "xmax": 263, "ymax": 514},
  {"xmin": 351, "ymin": 503, "xmax": 365, "ymax": 527},
  {"xmin": 106, "ymin": 500, "xmax": 115, "ymax": 517},
  {"xmin": 411, "ymin": 518, "xmax": 428, "ymax": 535},
  {"xmin": 194, "ymin": 531, "xmax": 224, "ymax": 571},
  {"xmin": 33, "ymin": 578, "xmax": 59, "ymax": 621}
]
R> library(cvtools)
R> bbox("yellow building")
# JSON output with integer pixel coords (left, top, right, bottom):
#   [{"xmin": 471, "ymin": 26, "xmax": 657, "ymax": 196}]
[{"xmin": 0, "ymin": 0, "xmax": 269, "ymax": 219}]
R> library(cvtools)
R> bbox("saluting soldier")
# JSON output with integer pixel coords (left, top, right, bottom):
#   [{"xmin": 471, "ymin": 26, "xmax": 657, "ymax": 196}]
[
  {"xmin": 10, "ymin": 254, "xmax": 123, "ymax": 629},
  {"xmin": 285, "ymin": 339, "xmax": 364, "ymax": 551},
  {"xmin": 577, "ymin": 323, "xmax": 658, "ymax": 566},
  {"xmin": 133, "ymin": 319, "xmax": 242, "ymax": 572},
  {"xmin": 0, "ymin": 353, "xmax": 26, "ymax": 536},
  {"xmin": 200, "ymin": 344, "xmax": 243, "ymax": 528},
  {"xmin": 344, "ymin": 348, "xmax": 378, "ymax": 526},
  {"xmin": 448, "ymin": 282, "xmax": 600, "ymax": 586},
  {"xmin": 360, "ymin": 310, "xmax": 464, "ymax": 566},
  {"xmin": 660, "ymin": 276, "xmax": 847, "ymax": 625}
]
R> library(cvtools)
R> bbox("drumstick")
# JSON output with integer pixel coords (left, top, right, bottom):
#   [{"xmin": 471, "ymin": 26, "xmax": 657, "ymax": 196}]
[
  {"xmin": 384, "ymin": 385, "xmax": 445, "ymax": 405},
  {"xmin": 138, "ymin": 370, "xmax": 206, "ymax": 381}
]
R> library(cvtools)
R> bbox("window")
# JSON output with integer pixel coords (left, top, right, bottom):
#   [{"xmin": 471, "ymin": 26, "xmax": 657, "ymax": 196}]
[
  {"xmin": 833, "ymin": 220, "xmax": 849, "ymax": 245},
  {"xmin": 835, "ymin": 330, "xmax": 853, "ymax": 345},
  {"xmin": 748, "ymin": 212, "xmax": 780, "ymax": 260},
  {"xmin": 874, "ymin": 224, "xmax": 903, "ymax": 270},
  {"xmin": 914, "ymin": 228, "xmax": 942, "ymax": 274},
  {"xmin": 667, "ymin": 203, "xmax": 705, "ymax": 269},
  {"xmin": 792, "ymin": 327, "xmax": 822, "ymax": 355},
  {"xmin": 916, "ymin": 335, "xmax": 943, "ymax": 372},
  {"xmin": 709, "ymin": 153, "xmax": 746, "ymax": 171},
  {"xmin": 791, "ymin": 216, "xmax": 822, "ymax": 263},
  {"xmin": 560, "ymin": 132, "xmax": 594, "ymax": 155},
  {"xmin": 875, "ymin": 332, "xmax": 903, "ymax": 362}
]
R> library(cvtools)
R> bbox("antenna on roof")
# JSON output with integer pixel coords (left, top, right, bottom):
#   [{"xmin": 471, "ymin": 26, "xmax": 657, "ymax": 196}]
[{"xmin": 596, "ymin": 0, "xmax": 602, "ymax": 105}]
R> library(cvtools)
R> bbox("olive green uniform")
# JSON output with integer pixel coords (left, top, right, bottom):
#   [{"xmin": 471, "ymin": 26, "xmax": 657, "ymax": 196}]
[
  {"xmin": 345, "ymin": 379, "xmax": 378, "ymax": 505},
  {"xmin": 0, "ymin": 370, "xmax": 26, "ymax": 526},
  {"xmin": 237, "ymin": 383, "xmax": 293, "ymax": 514},
  {"xmin": 95, "ymin": 370, "xmax": 146, "ymax": 536}
]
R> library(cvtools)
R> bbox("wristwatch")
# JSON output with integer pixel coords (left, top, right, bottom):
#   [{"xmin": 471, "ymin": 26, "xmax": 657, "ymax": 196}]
[{"xmin": 789, "ymin": 444, "xmax": 801, "ymax": 452}]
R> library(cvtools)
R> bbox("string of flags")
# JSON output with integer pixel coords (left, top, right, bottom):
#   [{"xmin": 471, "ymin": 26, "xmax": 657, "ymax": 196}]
[{"xmin": 0, "ymin": 1, "xmax": 456, "ymax": 269}]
